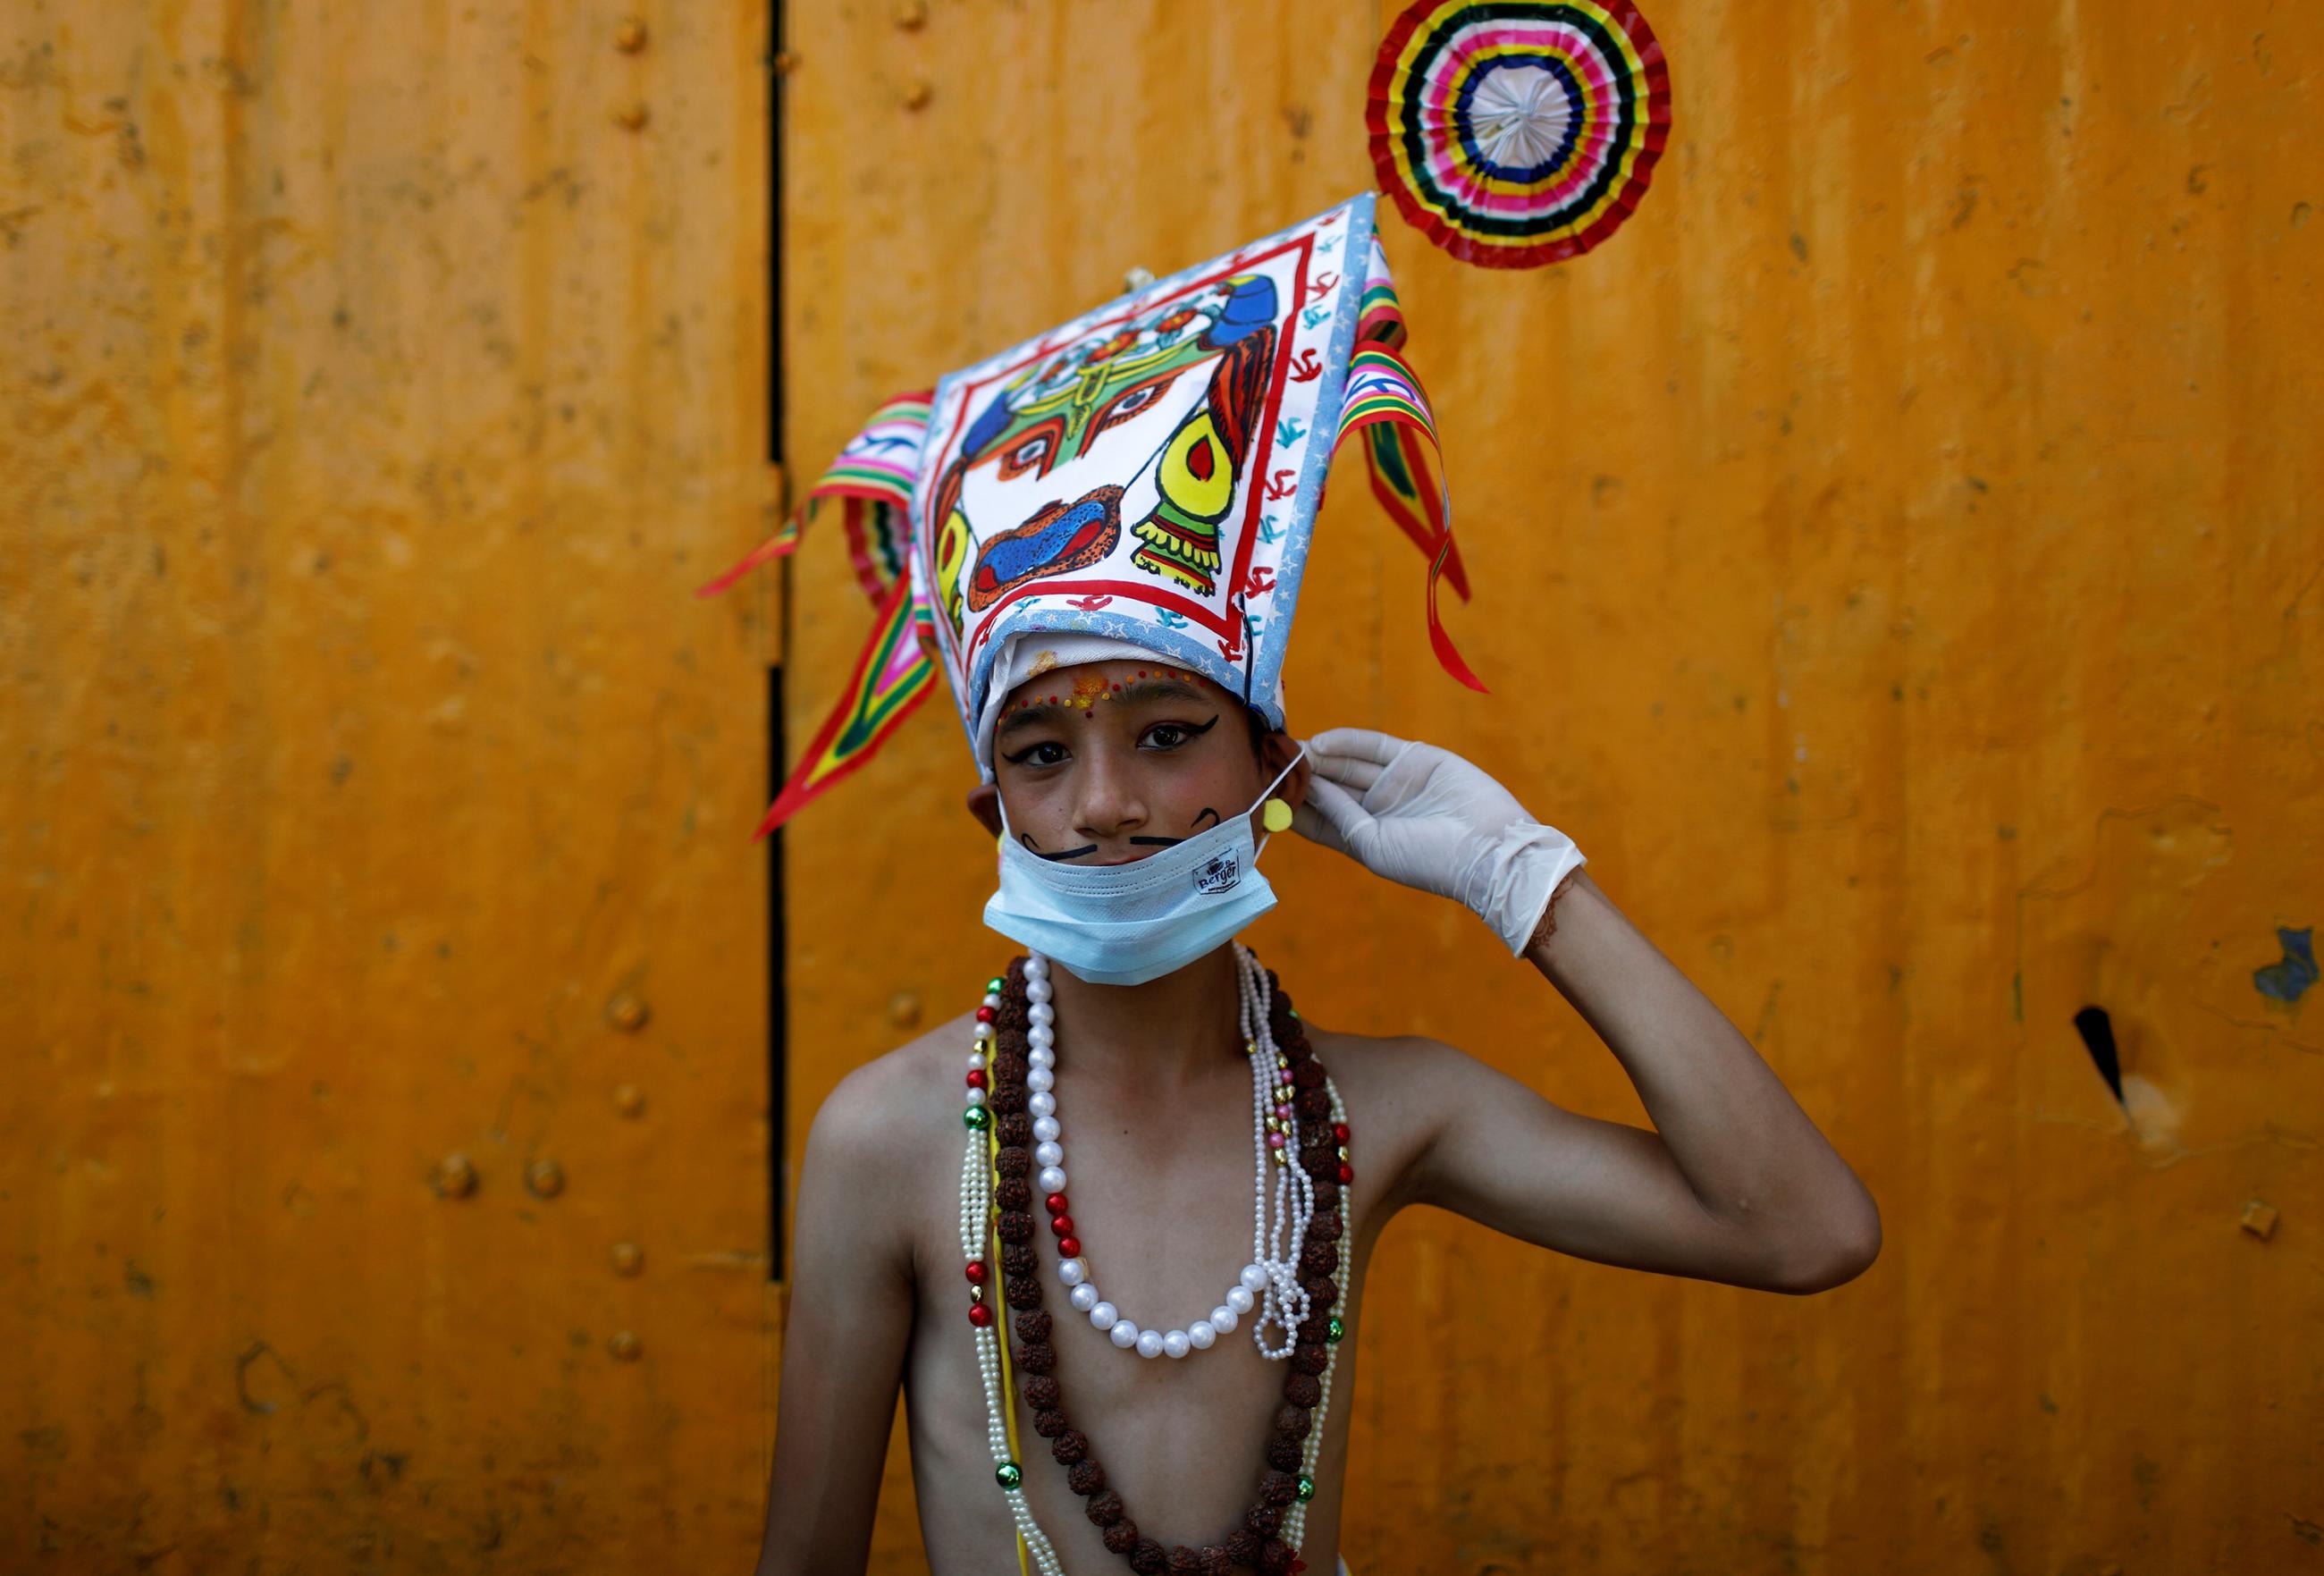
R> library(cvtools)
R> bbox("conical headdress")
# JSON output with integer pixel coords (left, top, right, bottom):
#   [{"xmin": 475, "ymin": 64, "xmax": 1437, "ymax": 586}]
[{"xmin": 700, "ymin": 193, "xmax": 1474, "ymax": 838}]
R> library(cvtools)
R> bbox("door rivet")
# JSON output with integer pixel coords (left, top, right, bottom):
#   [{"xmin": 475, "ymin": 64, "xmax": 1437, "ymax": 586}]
[
  {"xmin": 614, "ymin": 17, "xmax": 647, "ymax": 52},
  {"xmin": 888, "ymin": 991, "xmax": 922, "ymax": 1030},
  {"xmin": 433, "ymin": 1153, "xmax": 478, "ymax": 1199},
  {"xmin": 613, "ymin": 1083, "xmax": 647, "ymax": 1118},
  {"xmin": 526, "ymin": 1159, "xmax": 567, "ymax": 1198},
  {"xmin": 608, "ymin": 1330, "xmax": 642, "ymax": 1361},
  {"xmin": 2240, "ymin": 1199, "xmax": 2278, "ymax": 1239},
  {"xmin": 611, "ymin": 1242, "xmax": 644, "ymax": 1277},
  {"xmin": 607, "ymin": 991, "xmax": 651, "ymax": 1032}
]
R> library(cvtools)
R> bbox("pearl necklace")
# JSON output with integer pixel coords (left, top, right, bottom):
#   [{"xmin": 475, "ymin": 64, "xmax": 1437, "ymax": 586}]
[
  {"xmin": 1020, "ymin": 946, "xmax": 1315, "ymax": 1363},
  {"xmin": 958, "ymin": 953, "xmax": 1356, "ymax": 1572}
]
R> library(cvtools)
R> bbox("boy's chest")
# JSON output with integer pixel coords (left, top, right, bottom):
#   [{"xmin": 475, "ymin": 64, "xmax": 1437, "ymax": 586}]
[
  {"xmin": 912, "ymin": 1029, "xmax": 1405, "ymax": 1378},
  {"xmin": 902, "ymin": 1053, "xmax": 1388, "ymax": 1565},
  {"xmin": 905, "ymin": 1256, "xmax": 1368, "ymax": 1576}
]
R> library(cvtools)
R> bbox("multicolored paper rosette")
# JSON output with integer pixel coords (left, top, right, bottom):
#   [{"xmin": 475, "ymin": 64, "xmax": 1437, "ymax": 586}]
[{"xmin": 1367, "ymin": 0, "xmax": 1671, "ymax": 269}]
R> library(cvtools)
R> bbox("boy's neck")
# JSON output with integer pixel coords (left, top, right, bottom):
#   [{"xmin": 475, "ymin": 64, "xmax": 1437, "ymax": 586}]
[{"xmin": 1039, "ymin": 944, "xmax": 1246, "ymax": 1097}]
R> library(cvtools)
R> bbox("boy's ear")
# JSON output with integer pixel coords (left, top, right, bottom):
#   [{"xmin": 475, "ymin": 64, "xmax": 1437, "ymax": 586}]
[
  {"xmin": 1259, "ymin": 731, "xmax": 1311, "ymax": 816},
  {"xmin": 965, "ymin": 782, "xmax": 1004, "ymax": 839}
]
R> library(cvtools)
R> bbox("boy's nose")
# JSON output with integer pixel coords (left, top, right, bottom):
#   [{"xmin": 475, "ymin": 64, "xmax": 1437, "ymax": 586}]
[{"xmin": 1074, "ymin": 754, "xmax": 1148, "ymax": 842}]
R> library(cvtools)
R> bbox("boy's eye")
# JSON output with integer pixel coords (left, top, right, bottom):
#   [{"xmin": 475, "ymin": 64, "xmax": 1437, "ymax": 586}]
[
  {"xmin": 1004, "ymin": 740, "xmax": 1070, "ymax": 769},
  {"xmin": 1141, "ymin": 714, "xmax": 1221, "ymax": 752}
]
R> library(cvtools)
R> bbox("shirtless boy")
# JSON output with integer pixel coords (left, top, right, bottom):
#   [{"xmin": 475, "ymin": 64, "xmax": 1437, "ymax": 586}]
[
  {"xmin": 756, "ymin": 656, "xmax": 1880, "ymax": 1574},
  {"xmin": 733, "ymin": 196, "xmax": 1877, "ymax": 1575}
]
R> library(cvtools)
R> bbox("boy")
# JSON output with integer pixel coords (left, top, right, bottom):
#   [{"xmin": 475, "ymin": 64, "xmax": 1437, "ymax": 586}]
[
  {"xmin": 756, "ymin": 652, "xmax": 1877, "ymax": 1575},
  {"xmin": 729, "ymin": 197, "xmax": 1878, "ymax": 1574}
]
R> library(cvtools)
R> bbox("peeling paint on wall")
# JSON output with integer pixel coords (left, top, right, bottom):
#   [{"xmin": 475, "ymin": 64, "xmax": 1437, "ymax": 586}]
[{"xmin": 2252, "ymin": 925, "xmax": 2316, "ymax": 1004}]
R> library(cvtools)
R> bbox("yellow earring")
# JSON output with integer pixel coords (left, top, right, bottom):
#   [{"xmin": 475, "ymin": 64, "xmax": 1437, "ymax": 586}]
[{"xmin": 1262, "ymin": 798, "xmax": 1295, "ymax": 833}]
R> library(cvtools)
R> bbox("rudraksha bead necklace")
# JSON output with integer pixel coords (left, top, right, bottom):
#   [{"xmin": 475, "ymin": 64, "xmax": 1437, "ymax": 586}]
[{"xmin": 958, "ymin": 948, "xmax": 1356, "ymax": 1575}]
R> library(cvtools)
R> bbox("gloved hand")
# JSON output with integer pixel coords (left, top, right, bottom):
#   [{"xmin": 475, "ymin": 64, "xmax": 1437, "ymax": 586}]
[{"xmin": 1292, "ymin": 727, "xmax": 1587, "ymax": 957}]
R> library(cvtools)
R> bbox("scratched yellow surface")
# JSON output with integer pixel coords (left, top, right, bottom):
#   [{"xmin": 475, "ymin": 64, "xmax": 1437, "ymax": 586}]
[
  {"xmin": 6, "ymin": 1, "xmax": 2322, "ymax": 1573},
  {"xmin": 778, "ymin": 5, "xmax": 2324, "ymax": 1576},
  {"xmin": 2, "ymin": 1, "xmax": 779, "ymax": 1570}
]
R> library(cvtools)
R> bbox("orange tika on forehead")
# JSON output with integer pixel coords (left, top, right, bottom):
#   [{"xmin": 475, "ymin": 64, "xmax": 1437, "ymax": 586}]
[{"xmin": 997, "ymin": 666, "xmax": 1211, "ymax": 719}]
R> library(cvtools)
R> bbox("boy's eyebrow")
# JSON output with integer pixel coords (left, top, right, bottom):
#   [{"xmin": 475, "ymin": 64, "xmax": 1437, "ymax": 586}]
[
  {"xmin": 994, "ymin": 678, "xmax": 1213, "ymax": 737},
  {"xmin": 1114, "ymin": 678, "xmax": 1210, "ymax": 707},
  {"xmin": 996, "ymin": 703, "xmax": 1065, "ymax": 739}
]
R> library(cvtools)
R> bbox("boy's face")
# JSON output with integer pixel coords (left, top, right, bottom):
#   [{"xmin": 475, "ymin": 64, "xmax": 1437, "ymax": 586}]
[{"xmin": 969, "ymin": 660, "xmax": 1307, "ymax": 864}]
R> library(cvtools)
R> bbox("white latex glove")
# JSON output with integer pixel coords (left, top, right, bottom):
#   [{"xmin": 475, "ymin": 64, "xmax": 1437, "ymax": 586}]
[{"xmin": 1292, "ymin": 727, "xmax": 1587, "ymax": 957}]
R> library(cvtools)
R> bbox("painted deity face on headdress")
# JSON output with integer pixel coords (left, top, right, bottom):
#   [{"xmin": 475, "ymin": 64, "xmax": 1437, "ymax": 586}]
[
  {"xmin": 910, "ymin": 198, "xmax": 1450, "ymax": 781},
  {"xmin": 928, "ymin": 273, "xmax": 1280, "ymax": 637},
  {"xmin": 707, "ymin": 193, "xmax": 1474, "ymax": 838}
]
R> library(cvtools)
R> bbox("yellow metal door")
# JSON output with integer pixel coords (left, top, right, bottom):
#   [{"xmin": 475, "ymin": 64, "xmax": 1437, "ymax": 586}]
[
  {"xmin": 776, "ymin": 4, "xmax": 2324, "ymax": 1574},
  {"xmin": 2, "ymin": 3, "xmax": 781, "ymax": 1569}
]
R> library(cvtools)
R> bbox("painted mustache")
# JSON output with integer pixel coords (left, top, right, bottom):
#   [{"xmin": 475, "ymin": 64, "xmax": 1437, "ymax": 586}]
[{"xmin": 1020, "ymin": 806, "xmax": 1220, "ymax": 862}]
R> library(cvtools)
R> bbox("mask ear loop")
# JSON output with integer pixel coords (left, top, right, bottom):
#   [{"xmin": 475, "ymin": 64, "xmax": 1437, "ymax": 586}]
[
  {"xmin": 998, "ymin": 746, "xmax": 1307, "ymax": 858},
  {"xmin": 1252, "ymin": 745, "xmax": 1308, "ymax": 860}
]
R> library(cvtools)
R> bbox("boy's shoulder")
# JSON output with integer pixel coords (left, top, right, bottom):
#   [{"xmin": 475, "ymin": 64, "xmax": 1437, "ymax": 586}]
[
  {"xmin": 1301, "ymin": 1017, "xmax": 1470, "ymax": 1084},
  {"xmin": 1301, "ymin": 1019, "xmax": 1478, "ymax": 1104},
  {"xmin": 1297, "ymin": 1018, "xmax": 1505, "ymax": 1213},
  {"xmin": 813, "ymin": 1009, "xmax": 983, "ymax": 1151},
  {"xmin": 798, "ymin": 1012, "xmax": 989, "ymax": 1285}
]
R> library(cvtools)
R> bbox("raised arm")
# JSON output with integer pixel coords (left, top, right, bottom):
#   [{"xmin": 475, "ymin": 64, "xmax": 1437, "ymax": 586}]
[
  {"xmin": 1296, "ymin": 729, "xmax": 1879, "ymax": 1294},
  {"xmin": 757, "ymin": 1062, "xmax": 919, "ymax": 1576},
  {"xmin": 1393, "ymin": 871, "xmax": 1878, "ymax": 1292}
]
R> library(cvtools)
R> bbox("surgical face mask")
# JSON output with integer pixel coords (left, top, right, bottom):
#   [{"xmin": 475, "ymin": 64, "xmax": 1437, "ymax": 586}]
[{"xmin": 982, "ymin": 749, "xmax": 1306, "ymax": 987}]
